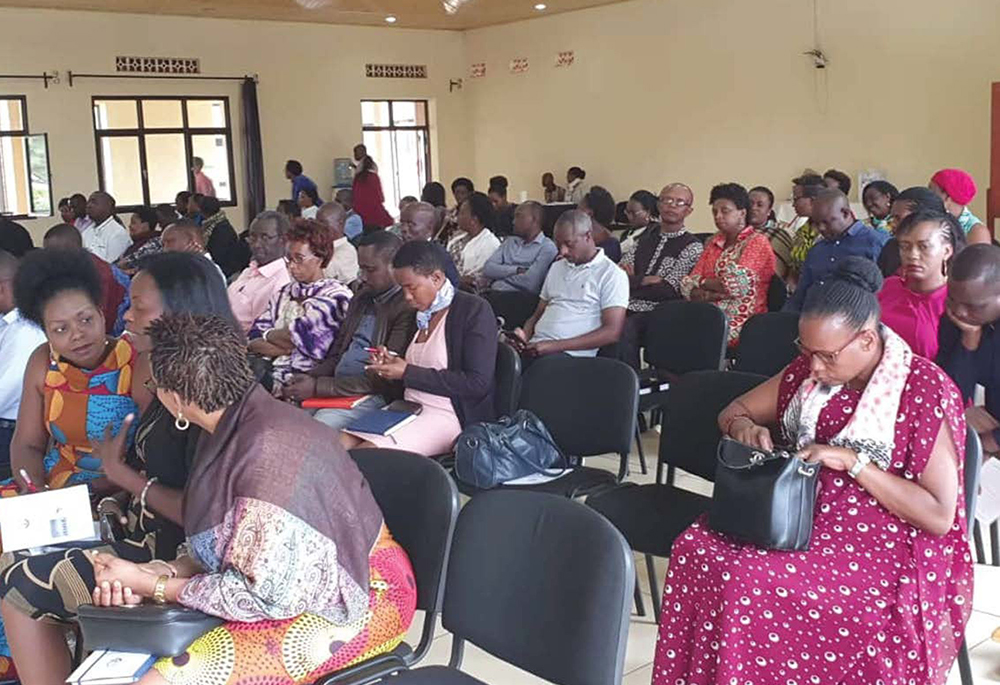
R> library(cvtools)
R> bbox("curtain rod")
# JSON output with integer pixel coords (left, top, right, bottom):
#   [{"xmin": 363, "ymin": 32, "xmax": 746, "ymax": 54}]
[
  {"xmin": 67, "ymin": 72, "xmax": 258, "ymax": 87},
  {"xmin": 0, "ymin": 73, "xmax": 55, "ymax": 88}
]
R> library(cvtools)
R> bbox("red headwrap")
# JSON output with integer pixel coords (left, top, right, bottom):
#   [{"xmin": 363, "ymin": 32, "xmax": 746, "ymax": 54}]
[{"xmin": 931, "ymin": 168, "xmax": 977, "ymax": 206}]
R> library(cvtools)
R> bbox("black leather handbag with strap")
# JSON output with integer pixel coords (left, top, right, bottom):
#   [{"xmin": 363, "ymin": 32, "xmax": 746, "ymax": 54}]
[
  {"xmin": 77, "ymin": 604, "xmax": 223, "ymax": 657},
  {"xmin": 708, "ymin": 436, "xmax": 821, "ymax": 551}
]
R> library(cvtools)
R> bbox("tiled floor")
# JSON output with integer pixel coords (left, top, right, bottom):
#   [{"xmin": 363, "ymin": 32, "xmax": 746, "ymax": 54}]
[{"xmin": 399, "ymin": 430, "xmax": 1000, "ymax": 684}]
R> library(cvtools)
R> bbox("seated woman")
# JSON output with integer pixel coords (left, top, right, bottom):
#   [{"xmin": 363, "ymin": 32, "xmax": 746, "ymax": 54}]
[
  {"xmin": 194, "ymin": 195, "xmax": 250, "ymax": 278},
  {"xmin": 878, "ymin": 211, "xmax": 965, "ymax": 358},
  {"xmin": 877, "ymin": 186, "xmax": 948, "ymax": 277},
  {"xmin": 80, "ymin": 313, "xmax": 416, "ymax": 685},
  {"xmin": 748, "ymin": 185, "xmax": 793, "ymax": 280},
  {"xmin": 116, "ymin": 206, "xmax": 162, "ymax": 275},
  {"xmin": 785, "ymin": 174, "xmax": 825, "ymax": 285},
  {"xmin": 249, "ymin": 219, "xmax": 353, "ymax": 395},
  {"xmin": 653, "ymin": 257, "xmax": 971, "ymax": 685},
  {"xmin": 930, "ymin": 168, "xmax": 991, "ymax": 245},
  {"xmin": 0, "ymin": 252, "xmax": 236, "ymax": 683},
  {"xmin": 681, "ymin": 182, "xmax": 775, "ymax": 346},
  {"xmin": 579, "ymin": 185, "xmax": 621, "ymax": 263},
  {"xmin": 341, "ymin": 240, "xmax": 497, "ymax": 457},
  {"xmin": 862, "ymin": 179, "xmax": 899, "ymax": 234},
  {"xmin": 298, "ymin": 186, "xmax": 322, "ymax": 220},
  {"xmin": 619, "ymin": 189, "xmax": 658, "ymax": 254},
  {"xmin": 446, "ymin": 191, "xmax": 500, "ymax": 291}
]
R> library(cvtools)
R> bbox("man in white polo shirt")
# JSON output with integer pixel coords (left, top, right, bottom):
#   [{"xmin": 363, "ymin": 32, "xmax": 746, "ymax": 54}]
[
  {"xmin": 514, "ymin": 209, "xmax": 628, "ymax": 358},
  {"xmin": 83, "ymin": 191, "xmax": 132, "ymax": 263}
]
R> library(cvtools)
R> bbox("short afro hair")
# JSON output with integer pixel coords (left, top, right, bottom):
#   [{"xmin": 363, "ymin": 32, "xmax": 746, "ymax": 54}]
[
  {"xmin": 393, "ymin": 239, "xmax": 449, "ymax": 276},
  {"xmin": 14, "ymin": 248, "xmax": 103, "ymax": 328},
  {"xmin": 288, "ymin": 219, "xmax": 335, "ymax": 268},
  {"xmin": 823, "ymin": 169, "xmax": 852, "ymax": 195},
  {"xmin": 709, "ymin": 182, "xmax": 750, "ymax": 211}
]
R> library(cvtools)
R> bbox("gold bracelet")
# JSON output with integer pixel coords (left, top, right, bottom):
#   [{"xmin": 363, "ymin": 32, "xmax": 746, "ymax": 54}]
[{"xmin": 152, "ymin": 575, "xmax": 169, "ymax": 605}]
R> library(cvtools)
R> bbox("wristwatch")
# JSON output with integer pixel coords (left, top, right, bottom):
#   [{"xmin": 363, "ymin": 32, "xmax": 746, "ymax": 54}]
[{"xmin": 848, "ymin": 451, "xmax": 871, "ymax": 479}]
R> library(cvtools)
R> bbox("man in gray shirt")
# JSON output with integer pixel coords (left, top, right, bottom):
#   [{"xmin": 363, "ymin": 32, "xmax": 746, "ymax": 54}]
[{"xmin": 482, "ymin": 201, "xmax": 558, "ymax": 328}]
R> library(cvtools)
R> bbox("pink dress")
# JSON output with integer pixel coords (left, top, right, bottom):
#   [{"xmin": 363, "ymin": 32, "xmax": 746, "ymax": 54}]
[
  {"xmin": 652, "ymin": 355, "xmax": 972, "ymax": 685},
  {"xmin": 878, "ymin": 275, "xmax": 948, "ymax": 359},
  {"xmin": 346, "ymin": 311, "xmax": 463, "ymax": 456}
]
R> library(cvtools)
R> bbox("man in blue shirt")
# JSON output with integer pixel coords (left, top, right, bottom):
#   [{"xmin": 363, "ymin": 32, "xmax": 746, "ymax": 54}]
[
  {"xmin": 336, "ymin": 188, "xmax": 364, "ymax": 240},
  {"xmin": 285, "ymin": 159, "xmax": 320, "ymax": 204},
  {"xmin": 785, "ymin": 189, "xmax": 889, "ymax": 311}
]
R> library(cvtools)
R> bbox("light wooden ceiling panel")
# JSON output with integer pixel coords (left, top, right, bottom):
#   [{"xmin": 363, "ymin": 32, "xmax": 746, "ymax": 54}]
[{"xmin": 0, "ymin": 0, "xmax": 630, "ymax": 29}]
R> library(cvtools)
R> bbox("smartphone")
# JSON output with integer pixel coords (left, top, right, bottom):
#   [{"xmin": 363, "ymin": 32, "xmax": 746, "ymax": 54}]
[{"xmin": 385, "ymin": 400, "xmax": 423, "ymax": 415}]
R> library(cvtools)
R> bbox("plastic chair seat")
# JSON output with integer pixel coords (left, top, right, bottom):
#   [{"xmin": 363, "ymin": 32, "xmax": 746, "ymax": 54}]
[
  {"xmin": 390, "ymin": 665, "xmax": 485, "ymax": 684},
  {"xmin": 587, "ymin": 484, "xmax": 711, "ymax": 557}
]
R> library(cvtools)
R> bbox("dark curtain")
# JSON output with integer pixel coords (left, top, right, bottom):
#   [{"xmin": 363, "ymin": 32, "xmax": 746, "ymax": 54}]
[{"xmin": 241, "ymin": 77, "xmax": 266, "ymax": 220}]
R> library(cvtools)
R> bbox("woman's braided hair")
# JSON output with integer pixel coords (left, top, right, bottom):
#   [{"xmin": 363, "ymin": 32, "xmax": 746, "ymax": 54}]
[{"xmin": 148, "ymin": 313, "xmax": 255, "ymax": 413}]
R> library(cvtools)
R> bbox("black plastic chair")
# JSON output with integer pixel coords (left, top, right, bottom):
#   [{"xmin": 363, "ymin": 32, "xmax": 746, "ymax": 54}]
[
  {"xmin": 493, "ymin": 340, "xmax": 522, "ymax": 418},
  {"xmin": 767, "ymin": 274, "xmax": 788, "ymax": 312},
  {"xmin": 957, "ymin": 425, "xmax": 982, "ymax": 685},
  {"xmin": 320, "ymin": 449, "xmax": 460, "ymax": 684},
  {"xmin": 733, "ymin": 312, "xmax": 800, "ymax": 377},
  {"xmin": 389, "ymin": 490, "xmax": 634, "ymax": 685},
  {"xmin": 587, "ymin": 370, "xmax": 767, "ymax": 623}
]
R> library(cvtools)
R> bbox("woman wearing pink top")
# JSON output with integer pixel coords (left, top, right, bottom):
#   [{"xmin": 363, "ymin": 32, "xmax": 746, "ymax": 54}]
[{"xmin": 878, "ymin": 211, "xmax": 965, "ymax": 359}]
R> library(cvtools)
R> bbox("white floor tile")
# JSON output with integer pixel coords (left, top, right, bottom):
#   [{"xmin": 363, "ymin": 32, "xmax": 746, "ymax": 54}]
[{"xmin": 623, "ymin": 663, "xmax": 653, "ymax": 684}]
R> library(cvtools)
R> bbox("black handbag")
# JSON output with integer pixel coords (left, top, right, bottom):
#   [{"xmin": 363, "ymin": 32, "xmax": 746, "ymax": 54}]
[
  {"xmin": 708, "ymin": 436, "xmax": 821, "ymax": 551},
  {"xmin": 454, "ymin": 409, "xmax": 567, "ymax": 489},
  {"xmin": 77, "ymin": 604, "xmax": 223, "ymax": 657}
]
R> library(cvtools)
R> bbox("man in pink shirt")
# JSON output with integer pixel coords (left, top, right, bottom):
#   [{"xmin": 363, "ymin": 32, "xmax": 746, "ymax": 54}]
[
  {"xmin": 192, "ymin": 156, "xmax": 216, "ymax": 197},
  {"xmin": 227, "ymin": 210, "xmax": 291, "ymax": 331}
]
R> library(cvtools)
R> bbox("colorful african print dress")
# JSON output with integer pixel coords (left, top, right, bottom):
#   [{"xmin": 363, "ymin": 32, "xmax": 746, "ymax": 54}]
[{"xmin": 651, "ymin": 355, "xmax": 973, "ymax": 685}]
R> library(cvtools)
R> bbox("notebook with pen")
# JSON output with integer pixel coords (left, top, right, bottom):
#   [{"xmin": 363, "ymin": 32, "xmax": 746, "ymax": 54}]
[{"xmin": 346, "ymin": 401, "xmax": 422, "ymax": 437}]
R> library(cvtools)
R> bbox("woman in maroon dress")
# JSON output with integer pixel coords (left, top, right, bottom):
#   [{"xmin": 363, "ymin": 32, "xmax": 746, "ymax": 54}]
[
  {"xmin": 652, "ymin": 257, "xmax": 972, "ymax": 685},
  {"xmin": 352, "ymin": 156, "xmax": 394, "ymax": 229}
]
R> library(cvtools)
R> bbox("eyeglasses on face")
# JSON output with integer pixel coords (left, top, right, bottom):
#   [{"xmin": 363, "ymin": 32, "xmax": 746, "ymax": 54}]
[
  {"xmin": 793, "ymin": 330, "xmax": 865, "ymax": 366},
  {"xmin": 658, "ymin": 198, "xmax": 691, "ymax": 208},
  {"xmin": 284, "ymin": 253, "xmax": 320, "ymax": 266}
]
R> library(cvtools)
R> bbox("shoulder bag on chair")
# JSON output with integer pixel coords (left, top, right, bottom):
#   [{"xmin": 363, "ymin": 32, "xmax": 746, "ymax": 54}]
[
  {"xmin": 454, "ymin": 409, "xmax": 567, "ymax": 489},
  {"xmin": 708, "ymin": 436, "xmax": 821, "ymax": 551},
  {"xmin": 77, "ymin": 604, "xmax": 223, "ymax": 657}
]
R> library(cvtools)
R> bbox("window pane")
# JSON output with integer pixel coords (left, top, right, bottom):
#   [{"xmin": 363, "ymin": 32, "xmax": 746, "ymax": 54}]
[
  {"xmin": 361, "ymin": 101, "xmax": 390, "ymax": 127},
  {"xmin": 99, "ymin": 136, "xmax": 143, "ymax": 206},
  {"xmin": 27, "ymin": 134, "xmax": 52, "ymax": 216},
  {"xmin": 141, "ymin": 100, "xmax": 182, "ymax": 128},
  {"xmin": 145, "ymin": 133, "xmax": 187, "ymax": 205},
  {"xmin": 0, "ymin": 98, "xmax": 25, "ymax": 133},
  {"xmin": 186, "ymin": 99, "xmax": 226, "ymax": 128},
  {"xmin": 93, "ymin": 100, "xmax": 139, "ymax": 130},
  {"xmin": 391, "ymin": 101, "xmax": 427, "ymax": 127},
  {"xmin": 0, "ymin": 136, "xmax": 30, "ymax": 215},
  {"xmin": 191, "ymin": 134, "xmax": 232, "ymax": 202}
]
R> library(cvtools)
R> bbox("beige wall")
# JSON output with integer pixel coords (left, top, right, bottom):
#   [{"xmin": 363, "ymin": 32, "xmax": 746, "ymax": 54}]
[
  {"xmin": 463, "ymin": 0, "xmax": 999, "ymax": 231},
  {"xmin": 0, "ymin": 7, "xmax": 474, "ymax": 242}
]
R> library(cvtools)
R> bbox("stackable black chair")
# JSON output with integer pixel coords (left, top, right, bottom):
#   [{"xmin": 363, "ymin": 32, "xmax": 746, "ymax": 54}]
[
  {"xmin": 587, "ymin": 370, "xmax": 767, "ymax": 622},
  {"xmin": 767, "ymin": 274, "xmax": 788, "ymax": 312},
  {"xmin": 320, "ymin": 449, "xmax": 460, "ymax": 684},
  {"xmin": 733, "ymin": 312, "xmax": 800, "ymax": 377},
  {"xmin": 389, "ymin": 490, "xmax": 634, "ymax": 685},
  {"xmin": 493, "ymin": 340, "xmax": 522, "ymax": 418},
  {"xmin": 957, "ymin": 425, "xmax": 983, "ymax": 685}
]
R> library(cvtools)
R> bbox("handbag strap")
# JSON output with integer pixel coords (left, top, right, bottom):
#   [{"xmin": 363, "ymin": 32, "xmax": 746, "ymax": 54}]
[{"xmin": 717, "ymin": 437, "xmax": 792, "ymax": 470}]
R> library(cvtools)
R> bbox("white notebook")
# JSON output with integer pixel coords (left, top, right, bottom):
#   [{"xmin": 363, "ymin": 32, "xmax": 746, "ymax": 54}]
[
  {"xmin": 67, "ymin": 649, "xmax": 156, "ymax": 684},
  {"xmin": 0, "ymin": 484, "xmax": 96, "ymax": 552}
]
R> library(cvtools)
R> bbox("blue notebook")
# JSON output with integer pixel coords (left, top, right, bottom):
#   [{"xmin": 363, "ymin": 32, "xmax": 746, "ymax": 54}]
[{"xmin": 346, "ymin": 410, "xmax": 418, "ymax": 437}]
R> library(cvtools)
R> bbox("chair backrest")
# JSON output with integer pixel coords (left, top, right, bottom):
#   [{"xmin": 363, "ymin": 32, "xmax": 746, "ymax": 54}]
[
  {"xmin": 349, "ymin": 448, "xmax": 460, "ymax": 612},
  {"xmin": 963, "ymin": 425, "xmax": 982, "ymax": 531},
  {"xmin": 659, "ymin": 370, "xmax": 768, "ymax": 481},
  {"xmin": 442, "ymin": 490, "xmax": 633, "ymax": 685},
  {"xmin": 494, "ymin": 340, "xmax": 522, "ymax": 418},
  {"xmin": 767, "ymin": 274, "xmax": 788, "ymax": 312},
  {"xmin": 734, "ymin": 312, "xmax": 800, "ymax": 377},
  {"xmin": 519, "ymin": 355, "xmax": 637, "ymax": 457},
  {"xmin": 643, "ymin": 300, "xmax": 728, "ymax": 375}
]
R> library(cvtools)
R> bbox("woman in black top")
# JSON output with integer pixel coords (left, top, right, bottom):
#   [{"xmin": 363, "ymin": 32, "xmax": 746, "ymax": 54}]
[{"xmin": 195, "ymin": 195, "xmax": 250, "ymax": 277}]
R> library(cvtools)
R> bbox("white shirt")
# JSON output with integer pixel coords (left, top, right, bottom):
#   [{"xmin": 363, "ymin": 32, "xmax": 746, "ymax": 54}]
[
  {"xmin": 449, "ymin": 229, "xmax": 501, "ymax": 278},
  {"xmin": 565, "ymin": 178, "xmax": 588, "ymax": 205},
  {"xmin": 325, "ymin": 236, "xmax": 359, "ymax": 285},
  {"xmin": 301, "ymin": 206, "xmax": 319, "ymax": 220},
  {"xmin": 531, "ymin": 249, "xmax": 629, "ymax": 357},
  {"xmin": 82, "ymin": 216, "xmax": 132, "ymax": 263},
  {"xmin": 0, "ymin": 309, "xmax": 47, "ymax": 420}
]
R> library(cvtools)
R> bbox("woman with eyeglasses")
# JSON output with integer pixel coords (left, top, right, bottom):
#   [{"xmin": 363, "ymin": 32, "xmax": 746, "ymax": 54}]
[
  {"xmin": 654, "ymin": 256, "xmax": 971, "ymax": 685},
  {"xmin": 248, "ymin": 219, "xmax": 352, "ymax": 396},
  {"xmin": 681, "ymin": 182, "xmax": 775, "ymax": 346},
  {"xmin": 618, "ymin": 189, "xmax": 658, "ymax": 254},
  {"xmin": 0, "ymin": 253, "xmax": 239, "ymax": 685}
]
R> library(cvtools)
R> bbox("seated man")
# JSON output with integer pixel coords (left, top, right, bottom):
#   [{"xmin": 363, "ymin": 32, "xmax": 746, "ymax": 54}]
[
  {"xmin": 317, "ymin": 201, "xmax": 359, "ymax": 285},
  {"xmin": 514, "ymin": 210, "xmax": 628, "ymax": 358},
  {"xmin": 784, "ymin": 189, "xmax": 889, "ymax": 312},
  {"xmin": 482, "ymin": 201, "xmax": 557, "ymax": 329},
  {"xmin": 161, "ymin": 219, "xmax": 227, "ymax": 284},
  {"xmin": 398, "ymin": 201, "xmax": 461, "ymax": 287},
  {"xmin": 0, "ymin": 250, "xmax": 47, "ymax": 480},
  {"xmin": 336, "ymin": 188, "xmax": 364, "ymax": 240},
  {"xmin": 281, "ymin": 231, "xmax": 416, "ymax": 430},
  {"xmin": 228, "ymin": 210, "xmax": 292, "ymax": 332},
  {"xmin": 937, "ymin": 244, "xmax": 1000, "ymax": 455},
  {"xmin": 42, "ymin": 223, "xmax": 130, "ymax": 336},
  {"xmin": 82, "ymin": 191, "xmax": 132, "ymax": 263}
]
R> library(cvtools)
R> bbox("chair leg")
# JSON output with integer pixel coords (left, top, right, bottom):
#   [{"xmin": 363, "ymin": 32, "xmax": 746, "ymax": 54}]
[
  {"xmin": 974, "ymin": 520, "xmax": 986, "ymax": 564},
  {"xmin": 635, "ymin": 424, "xmax": 648, "ymax": 475},
  {"xmin": 645, "ymin": 554, "xmax": 662, "ymax": 625},
  {"xmin": 957, "ymin": 637, "xmax": 973, "ymax": 685},
  {"xmin": 666, "ymin": 465, "xmax": 676, "ymax": 487},
  {"xmin": 992, "ymin": 520, "xmax": 999, "ymax": 566},
  {"xmin": 633, "ymin": 578, "xmax": 646, "ymax": 617}
]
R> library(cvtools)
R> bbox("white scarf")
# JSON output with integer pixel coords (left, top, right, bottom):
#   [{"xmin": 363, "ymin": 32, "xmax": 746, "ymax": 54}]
[
  {"xmin": 781, "ymin": 325, "xmax": 912, "ymax": 470},
  {"xmin": 416, "ymin": 278, "xmax": 455, "ymax": 331}
]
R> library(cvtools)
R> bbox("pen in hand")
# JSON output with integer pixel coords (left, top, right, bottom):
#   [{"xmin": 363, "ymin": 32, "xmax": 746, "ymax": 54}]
[{"xmin": 18, "ymin": 468, "xmax": 42, "ymax": 494}]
